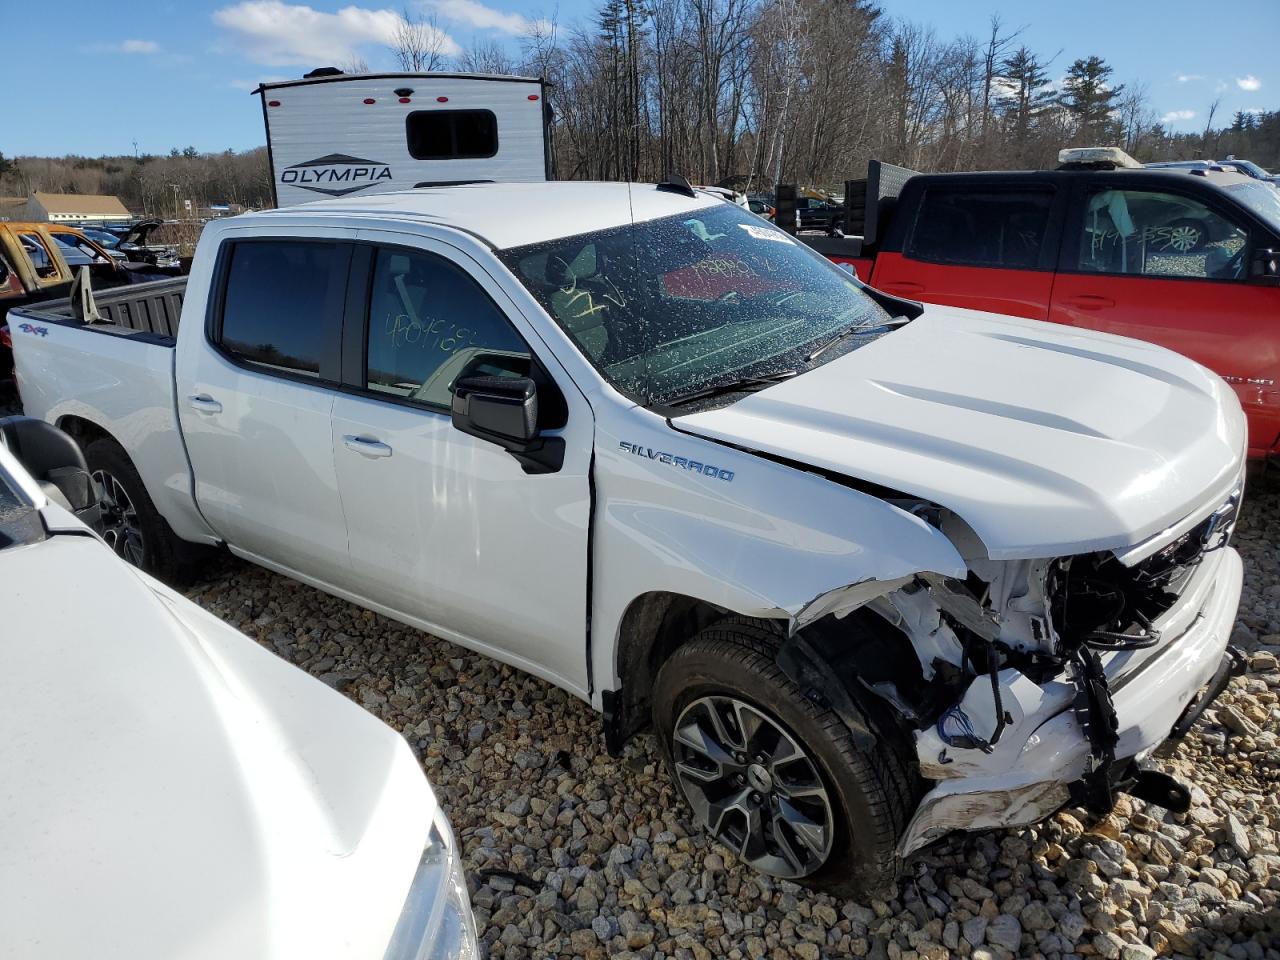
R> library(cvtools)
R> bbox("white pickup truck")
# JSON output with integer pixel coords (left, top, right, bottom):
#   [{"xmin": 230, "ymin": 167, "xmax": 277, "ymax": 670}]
[{"xmin": 7, "ymin": 181, "xmax": 1249, "ymax": 895}]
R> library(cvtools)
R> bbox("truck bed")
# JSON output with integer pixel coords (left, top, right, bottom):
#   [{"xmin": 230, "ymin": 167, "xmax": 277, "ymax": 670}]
[
  {"xmin": 11, "ymin": 277, "xmax": 186, "ymax": 344},
  {"xmin": 7, "ymin": 276, "xmax": 201, "ymax": 544}
]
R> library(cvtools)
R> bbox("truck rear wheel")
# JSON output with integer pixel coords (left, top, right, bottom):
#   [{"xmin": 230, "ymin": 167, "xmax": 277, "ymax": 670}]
[
  {"xmin": 84, "ymin": 438, "xmax": 195, "ymax": 584},
  {"xmin": 652, "ymin": 618, "xmax": 916, "ymax": 897}
]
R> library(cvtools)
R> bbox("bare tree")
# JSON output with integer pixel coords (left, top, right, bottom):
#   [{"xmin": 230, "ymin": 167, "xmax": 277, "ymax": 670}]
[
  {"xmin": 391, "ymin": 7, "xmax": 451, "ymax": 72},
  {"xmin": 459, "ymin": 40, "xmax": 519, "ymax": 75}
]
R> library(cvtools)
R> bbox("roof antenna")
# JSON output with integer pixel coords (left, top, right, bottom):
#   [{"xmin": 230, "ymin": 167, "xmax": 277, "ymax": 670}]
[{"xmin": 657, "ymin": 173, "xmax": 697, "ymax": 198}]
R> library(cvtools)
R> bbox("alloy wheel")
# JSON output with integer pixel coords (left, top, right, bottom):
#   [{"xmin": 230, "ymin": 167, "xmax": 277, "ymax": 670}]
[
  {"xmin": 671, "ymin": 695, "xmax": 834, "ymax": 878},
  {"xmin": 1168, "ymin": 224, "xmax": 1201, "ymax": 253},
  {"xmin": 93, "ymin": 469, "xmax": 145, "ymax": 566}
]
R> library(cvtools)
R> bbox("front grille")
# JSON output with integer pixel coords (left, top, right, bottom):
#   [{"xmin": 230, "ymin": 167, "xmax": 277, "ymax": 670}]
[{"xmin": 1049, "ymin": 488, "xmax": 1238, "ymax": 654}]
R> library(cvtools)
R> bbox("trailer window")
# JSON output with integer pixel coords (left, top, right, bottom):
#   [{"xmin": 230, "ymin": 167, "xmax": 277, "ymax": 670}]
[{"xmin": 406, "ymin": 110, "xmax": 498, "ymax": 160}]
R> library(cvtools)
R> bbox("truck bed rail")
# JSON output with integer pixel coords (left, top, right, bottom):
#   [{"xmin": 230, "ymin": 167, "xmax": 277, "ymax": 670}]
[{"xmin": 13, "ymin": 277, "xmax": 187, "ymax": 343}]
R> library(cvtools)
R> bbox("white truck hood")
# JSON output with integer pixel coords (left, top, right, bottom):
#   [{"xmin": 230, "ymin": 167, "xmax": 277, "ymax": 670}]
[
  {"xmin": 676, "ymin": 306, "xmax": 1246, "ymax": 559},
  {"xmin": 0, "ymin": 534, "xmax": 433, "ymax": 959}
]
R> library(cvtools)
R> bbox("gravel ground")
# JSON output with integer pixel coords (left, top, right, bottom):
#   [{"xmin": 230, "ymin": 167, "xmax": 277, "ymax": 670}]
[{"xmin": 179, "ymin": 470, "xmax": 1280, "ymax": 960}]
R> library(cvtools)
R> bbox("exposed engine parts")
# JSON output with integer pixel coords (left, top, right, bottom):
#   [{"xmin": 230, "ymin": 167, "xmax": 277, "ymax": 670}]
[{"xmin": 790, "ymin": 494, "xmax": 1236, "ymax": 800}]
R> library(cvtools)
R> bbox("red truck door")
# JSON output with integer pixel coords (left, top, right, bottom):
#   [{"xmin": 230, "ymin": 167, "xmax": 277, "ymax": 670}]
[
  {"xmin": 869, "ymin": 183, "xmax": 1063, "ymax": 320},
  {"xmin": 1049, "ymin": 181, "xmax": 1280, "ymax": 458}
]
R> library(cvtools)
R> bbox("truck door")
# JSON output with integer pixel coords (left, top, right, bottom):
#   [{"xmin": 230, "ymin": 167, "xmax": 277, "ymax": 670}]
[
  {"xmin": 870, "ymin": 183, "xmax": 1062, "ymax": 320},
  {"xmin": 1049, "ymin": 182, "xmax": 1280, "ymax": 457},
  {"xmin": 176, "ymin": 233, "xmax": 356, "ymax": 584},
  {"xmin": 329, "ymin": 233, "xmax": 593, "ymax": 694}
]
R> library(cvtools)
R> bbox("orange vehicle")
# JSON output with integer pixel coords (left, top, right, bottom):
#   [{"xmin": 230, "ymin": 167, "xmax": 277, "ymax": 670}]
[{"xmin": 0, "ymin": 223, "xmax": 129, "ymax": 392}]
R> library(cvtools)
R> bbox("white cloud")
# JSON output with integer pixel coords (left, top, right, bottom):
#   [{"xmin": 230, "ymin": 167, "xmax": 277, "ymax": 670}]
[
  {"xmin": 1175, "ymin": 73, "xmax": 1202, "ymax": 83},
  {"xmin": 119, "ymin": 39, "xmax": 160, "ymax": 54},
  {"xmin": 1161, "ymin": 109, "xmax": 1197, "ymax": 124},
  {"xmin": 1236, "ymin": 75, "xmax": 1262, "ymax": 91},
  {"xmin": 213, "ymin": 1, "xmax": 460, "ymax": 66},
  {"xmin": 423, "ymin": 0, "xmax": 549, "ymax": 35}
]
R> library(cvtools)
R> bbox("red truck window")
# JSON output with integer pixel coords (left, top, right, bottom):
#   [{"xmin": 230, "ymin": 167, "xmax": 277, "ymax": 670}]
[
  {"xmin": 1075, "ymin": 189, "xmax": 1248, "ymax": 281},
  {"xmin": 908, "ymin": 188, "xmax": 1053, "ymax": 269}
]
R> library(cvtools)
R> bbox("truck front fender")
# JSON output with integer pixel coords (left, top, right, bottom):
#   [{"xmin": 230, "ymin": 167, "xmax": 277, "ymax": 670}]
[{"xmin": 589, "ymin": 408, "xmax": 967, "ymax": 706}]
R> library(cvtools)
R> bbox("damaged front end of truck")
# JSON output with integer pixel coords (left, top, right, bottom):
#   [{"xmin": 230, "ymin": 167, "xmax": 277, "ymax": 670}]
[{"xmin": 776, "ymin": 487, "xmax": 1247, "ymax": 857}]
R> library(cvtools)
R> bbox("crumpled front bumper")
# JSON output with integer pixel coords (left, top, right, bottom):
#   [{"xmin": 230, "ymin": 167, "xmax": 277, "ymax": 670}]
[{"xmin": 899, "ymin": 546, "xmax": 1244, "ymax": 856}]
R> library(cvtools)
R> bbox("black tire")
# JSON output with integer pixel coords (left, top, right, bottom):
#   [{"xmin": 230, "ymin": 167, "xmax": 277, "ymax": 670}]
[
  {"xmin": 84, "ymin": 437, "xmax": 198, "ymax": 584},
  {"xmin": 653, "ymin": 618, "xmax": 917, "ymax": 897}
]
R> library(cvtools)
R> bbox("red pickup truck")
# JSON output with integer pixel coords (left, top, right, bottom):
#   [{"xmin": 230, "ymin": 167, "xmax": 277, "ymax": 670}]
[{"xmin": 798, "ymin": 155, "xmax": 1280, "ymax": 459}]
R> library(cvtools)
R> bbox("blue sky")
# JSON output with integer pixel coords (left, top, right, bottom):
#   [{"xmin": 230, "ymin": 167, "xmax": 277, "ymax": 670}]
[{"xmin": 4, "ymin": 0, "xmax": 1273, "ymax": 157}]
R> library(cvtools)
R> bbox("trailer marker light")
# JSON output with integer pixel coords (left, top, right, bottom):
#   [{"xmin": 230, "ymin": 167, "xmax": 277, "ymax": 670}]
[
  {"xmin": 528, "ymin": 94, "xmax": 539, "ymax": 101},
  {"xmin": 399, "ymin": 97, "xmax": 411, "ymax": 103},
  {"xmin": 363, "ymin": 98, "xmax": 376, "ymax": 104},
  {"xmin": 436, "ymin": 96, "xmax": 449, "ymax": 102},
  {"xmin": 267, "ymin": 100, "xmax": 281, "ymax": 107}
]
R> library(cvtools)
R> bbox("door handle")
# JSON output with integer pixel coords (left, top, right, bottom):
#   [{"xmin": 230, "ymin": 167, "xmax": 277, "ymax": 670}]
[
  {"xmin": 343, "ymin": 435, "xmax": 393, "ymax": 459},
  {"xmin": 1059, "ymin": 295, "xmax": 1116, "ymax": 311},
  {"xmin": 188, "ymin": 394, "xmax": 222, "ymax": 414},
  {"xmin": 880, "ymin": 281, "xmax": 926, "ymax": 294}
]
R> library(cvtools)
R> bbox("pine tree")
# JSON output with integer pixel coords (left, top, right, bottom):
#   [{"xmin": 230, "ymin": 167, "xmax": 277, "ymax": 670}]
[
  {"xmin": 998, "ymin": 47, "xmax": 1055, "ymax": 148},
  {"xmin": 1061, "ymin": 55, "xmax": 1124, "ymax": 144}
]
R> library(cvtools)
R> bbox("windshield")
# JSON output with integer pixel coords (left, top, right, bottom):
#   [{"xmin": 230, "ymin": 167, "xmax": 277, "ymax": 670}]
[
  {"xmin": 1224, "ymin": 181, "xmax": 1280, "ymax": 233},
  {"xmin": 498, "ymin": 203, "xmax": 892, "ymax": 405},
  {"xmin": 82, "ymin": 229, "xmax": 119, "ymax": 249},
  {"xmin": 1224, "ymin": 160, "xmax": 1269, "ymax": 179}
]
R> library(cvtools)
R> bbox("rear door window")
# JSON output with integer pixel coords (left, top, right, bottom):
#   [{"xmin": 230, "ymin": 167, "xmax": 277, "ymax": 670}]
[
  {"xmin": 406, "ymin": 110, "xmax": 499, "ymax": 160},
  {"xmin": 218, "ymin": 240, "xmax": 346, "ymax": 379},
  {"xmin": 1075, "ymin": 189, "xmax": 1249, "ymax": 281},
  {"xmin": 908, "ymin": 188, "xmax": 1054, "ymax": 269},
  {"xmin": 18, "ymin": 233, "xmax": 59, "ymax": 279}
]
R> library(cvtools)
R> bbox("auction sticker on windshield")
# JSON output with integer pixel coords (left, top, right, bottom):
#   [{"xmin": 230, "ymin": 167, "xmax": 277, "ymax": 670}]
[{"xmin": 739, "ymin": 223, "xmax": 793, "ymax": 244}]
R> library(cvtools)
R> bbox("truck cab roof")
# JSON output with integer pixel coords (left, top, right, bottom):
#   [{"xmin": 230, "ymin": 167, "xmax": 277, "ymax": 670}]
[
  {"xmin": 251, "ymin": 181, "xmax": 725, "ymax": 250},
  {"xmin": 903, "ymin": 165, "xmax": 1258, "ymax": 192}
]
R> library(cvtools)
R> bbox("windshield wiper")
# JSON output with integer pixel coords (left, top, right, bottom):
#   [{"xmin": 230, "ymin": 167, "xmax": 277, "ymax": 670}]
[
  {"xmin": 805, "ymin": 316, "xmax": 913, "ymax": 362},
  {"xmin": 663, "ymin": 370, "xmax": 800, "ymax": 407}
]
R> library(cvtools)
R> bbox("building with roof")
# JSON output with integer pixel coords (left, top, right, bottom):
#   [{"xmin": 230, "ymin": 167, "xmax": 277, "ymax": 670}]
[{"xmin": 17, "ymin": 192, "xmax": 132, "ymax": 223}]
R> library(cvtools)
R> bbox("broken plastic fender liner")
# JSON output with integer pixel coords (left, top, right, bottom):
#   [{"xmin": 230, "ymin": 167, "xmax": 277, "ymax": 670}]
[{"xmin": 788, "ymin": 575, "xmax": 915, "ymax": 635}]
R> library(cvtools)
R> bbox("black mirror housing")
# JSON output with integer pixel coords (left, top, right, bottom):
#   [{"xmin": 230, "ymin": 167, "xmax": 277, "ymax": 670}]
[
  {"xmin": 450, "ymin": 375, "xmax": 564, "ymax": 474},
  {"xmin": 0, "ymin": 416, "xmax": 102, "ymax": 516},
  {"xmin": 451, "ymin": 374, "xmax": 539, "ymax": 446},
  {"xmin": 1250, "ymin": 247, "xmax": 1280, "ymax": 282}
]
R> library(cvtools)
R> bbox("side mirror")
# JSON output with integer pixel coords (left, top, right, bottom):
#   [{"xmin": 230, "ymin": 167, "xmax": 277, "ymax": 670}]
[
  {"xmin": 451, "ymin": 375, "xmax": 564, "ymax": 474},
  {"xmin": 1250, "ymin": 247, "xmax": 1280, "ymax": 283},
  {"xmin": 451, "ymin": 374, "xmax": 539, "ymax": 446},
  {"xmin": 0, "ymin": 416, "xmax": 101, "ymax": 517}
]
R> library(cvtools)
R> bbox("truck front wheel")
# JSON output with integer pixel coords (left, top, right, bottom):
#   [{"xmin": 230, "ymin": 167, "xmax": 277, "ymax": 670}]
[
  {"xmin": 652, "ymin": 619, "xmax": 916, "ymax": 897},
  {"xmin": 84, "ymin": 438, "xmax": 194, "ymax": 584}
]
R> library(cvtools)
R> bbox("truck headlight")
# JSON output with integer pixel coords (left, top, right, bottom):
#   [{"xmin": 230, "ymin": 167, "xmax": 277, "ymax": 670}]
[{"xmin": 383, "ymin": 807, "xmax": 479, "ymax": 960}]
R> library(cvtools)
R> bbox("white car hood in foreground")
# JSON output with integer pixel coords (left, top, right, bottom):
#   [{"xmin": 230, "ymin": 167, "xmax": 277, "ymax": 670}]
[
  {"xmin": 677, "ymin": 306, "xmax": 1246, "ymax": 559},
  {"xmin": 0, "ymin": 534, "xmax": 433, "ymax": 959}
]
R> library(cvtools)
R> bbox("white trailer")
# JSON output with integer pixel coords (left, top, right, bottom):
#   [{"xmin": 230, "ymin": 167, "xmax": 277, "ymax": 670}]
[{"xmin": 255, "ymin": 70, "xmax": 552, "ymax": 207}]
